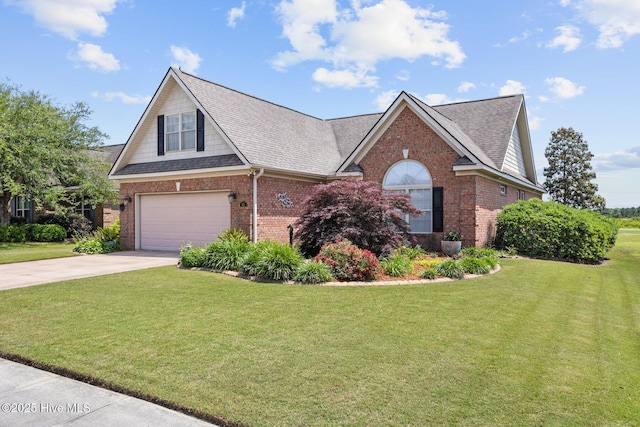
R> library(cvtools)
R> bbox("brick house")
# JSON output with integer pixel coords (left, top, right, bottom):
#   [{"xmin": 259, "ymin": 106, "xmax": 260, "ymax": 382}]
[{"xmin": 109, "ymin": 67, "xmax": 543, "ymax": 251}]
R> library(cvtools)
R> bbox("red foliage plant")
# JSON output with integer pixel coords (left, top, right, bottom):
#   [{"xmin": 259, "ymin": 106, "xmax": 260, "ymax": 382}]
[{"xmin": 294, "ymin": 180, "xmax": 421, "ymax": 256}]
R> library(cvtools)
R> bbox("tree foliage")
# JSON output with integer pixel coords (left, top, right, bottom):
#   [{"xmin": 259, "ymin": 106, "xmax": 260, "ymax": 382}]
[
  {"xmin": 543, "ymin": 127, "xmax": 605, "ymax": 210},
  {"xmin": 294, "ymin": 180, "xmax": 422, "ymax": 256},
  {"xmin": 0, "ymin": 82, "xmax": 117, "ymax": 225}
]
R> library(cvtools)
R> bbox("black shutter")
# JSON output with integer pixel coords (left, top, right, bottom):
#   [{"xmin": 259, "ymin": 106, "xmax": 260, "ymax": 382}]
[
  {"xmin": 157, "ymin": 115, "xmax": 165, "ymax": 156},
  {"xmin": 433, "ymin": 187, "xmax": 444, "ymax": 232},
  {"xmin": 196, "ymin": 109, "xmax": 205, "ymax": 152}
]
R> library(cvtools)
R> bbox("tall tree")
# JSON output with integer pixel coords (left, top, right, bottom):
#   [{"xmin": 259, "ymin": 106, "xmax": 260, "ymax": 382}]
[
  {"xmin": 543, "ymin": 127, "xmax": 605, "ymax": 210},
  {"xmin": 0, "ymin": 82, "xmax": 117, "ymax": 225}
]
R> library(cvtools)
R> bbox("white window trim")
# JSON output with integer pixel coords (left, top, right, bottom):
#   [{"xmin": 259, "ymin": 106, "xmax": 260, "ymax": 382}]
[
  {"xmin": 500, "ymin": 185, "xmax": 507, "ymax": 196},
  {"xmin": 13, "ymin": 195, "xmax": 30, "ymax": 218},
  {"xmin": 165, "ymin": 111, "xmax": 196, "ymax": 152}
]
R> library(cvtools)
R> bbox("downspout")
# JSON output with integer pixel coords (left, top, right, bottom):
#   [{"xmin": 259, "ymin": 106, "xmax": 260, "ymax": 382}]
[{"xmin": 252, "ymin": 168, "xmax": 264, "ymax": 243}]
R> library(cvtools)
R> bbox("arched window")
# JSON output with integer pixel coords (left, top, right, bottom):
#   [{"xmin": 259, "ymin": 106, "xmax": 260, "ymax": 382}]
[{"xmin": 383, "ymin": 160, "xmax": 432, "ymax": 233}]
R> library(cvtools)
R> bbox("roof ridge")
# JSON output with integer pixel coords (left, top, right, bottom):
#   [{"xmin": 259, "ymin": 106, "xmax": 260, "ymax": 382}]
[
  {"xmin": 433, "ymin": 94, "xmax": 523, "ymax": 108},
  {"xmin": 172, "ymin": 67, "xmax": 324, "ymax": 121}
]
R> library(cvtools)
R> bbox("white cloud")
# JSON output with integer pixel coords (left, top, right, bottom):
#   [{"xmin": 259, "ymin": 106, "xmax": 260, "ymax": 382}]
[
  {"xmin": 91, "ymin": 91, "xmax": 151, "ymax": 104},
  {"xmin": 420, "ymin": 93, "xmax": 453, "ymax": 105},
  {"xmin": 457, "ymin": 81, "xmax": 475, "ymax": 93},
  {"xmin": 6, "ymin": 0, "xmax": 120, "ymax": 40},
  {"xmin": 170, "ymin": 45, "xmax": 202, "ymax": 74},
  {"xmin": 374, "ymin": 89, "xmax": 400, "ymax": 111},
  {"xmin": 69, "ymin": 42, "xmax": 120, "ymax": 72},
  {"xmin": 395, "ymin": 70, "xmax": 410, "ymax": 81},
  {"xmin": 546, "ymin": 25, "xmax": 582, "ymax": 52},
  {"xmin": 499, "ymin": 80, "xmax": 526, "ymax": 96},
  {"xmin": 312, "ymin": 67, "xmax": 378, "ymax": 88},
  {"xmin": 528, "ymin": 115, "xmax": 543, "ymax": 130},
  {"xmin": 562, "ymin": 0, "xmax": 640, "ymax": 48},
  {"xmin": 227, "ymin": 1, "xmax": 246, "ymax": 28},
  {"xmin": 273, "ymin": 0, "xmax": 465, "ymax": 88},
  {"xmin": 494, "ymin": 31, "xmax": 531, "ymax": 47},
  {"xmin": 542, "ymin": 76, "xmax": 586, "ymax": 100},
  {"xmin": 594, "ymin": 146, "xmax": 640, "ymax": 171}
]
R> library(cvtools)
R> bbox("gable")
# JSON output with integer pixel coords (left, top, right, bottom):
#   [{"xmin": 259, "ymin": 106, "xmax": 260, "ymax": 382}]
[{"xmin": 502, "ymin": 124, "xmax": 527, "ymax": 177}]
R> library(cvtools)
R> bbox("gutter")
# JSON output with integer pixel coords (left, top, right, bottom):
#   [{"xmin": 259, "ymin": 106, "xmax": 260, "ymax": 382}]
[{"xmin": 252, "ymin": 168, "xmax": 264, "ymax": 243}]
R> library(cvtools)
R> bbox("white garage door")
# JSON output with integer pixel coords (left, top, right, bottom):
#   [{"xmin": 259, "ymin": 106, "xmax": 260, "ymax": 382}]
[{"xmin": 139, "ymin": 192, "xmax": 230, "ymax": 251}]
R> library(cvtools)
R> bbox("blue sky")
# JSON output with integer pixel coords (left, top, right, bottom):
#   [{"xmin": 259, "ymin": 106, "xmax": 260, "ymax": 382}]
[{"xmin": 1, "ymin": 0, "xmax": 639, "ymax": 208}]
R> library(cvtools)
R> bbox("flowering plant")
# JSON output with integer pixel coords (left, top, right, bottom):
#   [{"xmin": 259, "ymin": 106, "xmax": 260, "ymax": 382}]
[
  {"xmin": 315, "ymin": 240, "xmax": 380, "ymax": 281},
  {"xmin": 443, "ymin": 231, "xmax": 462, "ymax": 241}
]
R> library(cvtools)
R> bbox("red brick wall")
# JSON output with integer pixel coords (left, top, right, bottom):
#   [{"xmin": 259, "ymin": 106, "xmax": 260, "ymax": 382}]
[
  {"xmin": 359, "ymin": 106, "xmax": 475, "ymax": 250},
  {"xmin": 118, "ymin": 175, "xmax": 253, "ymax": 250}
]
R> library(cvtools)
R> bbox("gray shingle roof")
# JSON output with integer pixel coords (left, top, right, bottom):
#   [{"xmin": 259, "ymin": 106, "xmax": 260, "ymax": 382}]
[
  {"xmin": 112, "ymin": 154, "xmax": 243, "ymax": 176},
  {"xmin": 118, "ymin": 68, "xmax": 532, "ymax": 184}
]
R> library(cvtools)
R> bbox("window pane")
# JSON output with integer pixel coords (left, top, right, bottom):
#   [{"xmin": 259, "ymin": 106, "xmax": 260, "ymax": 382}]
[
  {"xmin": 166, "ymin": 133, "xmax": 180, "ymax": 151},
  {"xmin": 166, "ymin": 115, "xmax": 179, "ymax": 133},
  {"xmin": 409, "ymin": 188, "xmax": 432, "ymax": 210},
  {"xmin": 410, "ymin": 212, "xmax": 431, "ymax": 233},
  {"xmin": 182, "ymin": 130, "xmax": 195, "ymax": 150},
  {"xmin": 384, "ymin": 160, "xmax": 432, "ymax": 187},
  {"xmin": 182, "ymin": 112, "xmax": 195, "ymax": 131}
]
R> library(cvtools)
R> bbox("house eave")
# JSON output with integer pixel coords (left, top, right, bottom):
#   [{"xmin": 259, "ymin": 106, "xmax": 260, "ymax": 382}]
[
  {"xmin": 453, "ymin": 164, "xmax": 544, "ymax": 193},
  {"xmin": 109, "ymin": 165, "xmax": 251, "ymax": 182}
]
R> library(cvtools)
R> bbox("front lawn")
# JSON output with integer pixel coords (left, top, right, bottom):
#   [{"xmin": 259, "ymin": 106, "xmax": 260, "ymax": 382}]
[
  {"xmin": 0, "ymin": 232, "xmax": 638, "ymax": 426},
  {"xmin": 0, "ymin": 242, "xmax": 78, "ymax": 264}
]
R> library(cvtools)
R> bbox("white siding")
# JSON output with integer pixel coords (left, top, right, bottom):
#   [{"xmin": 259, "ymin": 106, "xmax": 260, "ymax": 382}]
[
  {"xmin": 503, "ymin": 124, "xmax": 527, "ymax": 177},
  {"xmin": 128, "ymin": 85, "xmax": 234, "ymax": 164}
]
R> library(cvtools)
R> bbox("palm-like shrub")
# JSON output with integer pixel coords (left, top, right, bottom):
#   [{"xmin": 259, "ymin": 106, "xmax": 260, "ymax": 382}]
[
  {"xmin": 204, "ymin": 240, "xmax": 250, "ymax": 271},
  {"xmin": 294, "ymin": 260, "xmax": 334, "ymax": 284},
  {"xmin": 253, "ymin": 242, "xmax": 304, "ymax": 281},
  {"xmin": 434, "ymin": 260, "xmax": 465, "ymax": 280},
  {"xmin": 380, "ymin": 253, "xmax": 413, "ymax": 277}
]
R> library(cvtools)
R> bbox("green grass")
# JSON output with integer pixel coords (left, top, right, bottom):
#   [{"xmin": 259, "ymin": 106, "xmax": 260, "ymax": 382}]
[
  {"xmin": 0, "ymin": 242, "xmax": 78, "ymax": 264},
  {"xmin": 0, "ymin": 232, "xmax": 639, "ymax": 426}
]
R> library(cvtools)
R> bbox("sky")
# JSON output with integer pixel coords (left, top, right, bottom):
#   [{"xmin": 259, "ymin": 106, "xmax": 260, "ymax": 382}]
[{"xmin": 1, "ymin": 0, "xmax": 639, "ymax": 208}]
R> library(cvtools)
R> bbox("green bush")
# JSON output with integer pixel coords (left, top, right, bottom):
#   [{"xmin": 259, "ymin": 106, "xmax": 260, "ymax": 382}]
[
  {"xmin": 315, "ymin": 240, "xmax": 380, "ymax": 282},
  {"xmin": 219, "ymin": 228, "xmax": 249, "ymax": 243},
  {"xmin": 0, "ymin": 225, "xmax": 27, "ymax": 243},
  {"xmin": 37, "ymin": 212, "xmax": 92, "ymax": 237},
  {"xmin": 391, "ymin": 245, "xmax": 425, "ymax": 260},
  {"xmin": 253, "ymin": 242, "xmax": 304, "ymax": 281},
  {"xmin": 459, "ymin": 257, "xmax": 493, "ymax": 275},
  {"xmin": 241, "ymin": 240, "xmax": 279, "ymax": 277},
  {"xmin": 420, "ymin": 268, "xmax": 436, "ymax": 280},
  {"xmin": 32, "ymin": 224, "xmax": 66, "ymax": 242},
  {"xmin": 294, "ymin": 260, "xmax": 334, "ymax": 284},
  {"xmin": 434, "ymin": 260, "xmax": 465, "ymax": 280},
  {"xmin": 205, "ymin": 240, "xmax": 250, "ymax": 271},
  {"xmin": 380, "ymin": 253, "xmax": 413, "ymax": 277},
  {"xmin": 495, "ymin": 199, "xmax": 618, "ymax": 262},
  {"xmin": 73, "ymin": 238, "xmax": 109, "ymax": 254},
  {"xmin": 179, "ymin": 247, "xmax": 207, "ymax": 268}
]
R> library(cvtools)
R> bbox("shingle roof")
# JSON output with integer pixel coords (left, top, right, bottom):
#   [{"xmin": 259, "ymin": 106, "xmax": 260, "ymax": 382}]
[
  {"xmin": 112, "ymin": 154, "xmax": 243, "ymax": 176},
  {"xmin": 117, "ymin": 68, "xmax": 533, "ymax": 185}
]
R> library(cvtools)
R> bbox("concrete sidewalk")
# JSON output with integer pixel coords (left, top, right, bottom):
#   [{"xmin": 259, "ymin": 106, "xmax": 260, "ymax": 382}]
[
  {"xmin": 0, "ymin": 251, "xmax": 179, "ymax": 290},
  {"xmin": 0, "ymin": 358, "xmax": 214, "ymax": 426}
]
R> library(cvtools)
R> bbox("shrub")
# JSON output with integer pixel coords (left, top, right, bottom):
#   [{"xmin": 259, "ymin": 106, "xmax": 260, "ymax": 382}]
[
  {"xmin": 495, "ymin": 199, "xmax": 618, "ymax": 262},
  {"xmin": 460, "ymin": 247, "xmax": 498, "ymax": 270},
  {"xmin": 204, "ymin": 240, "xmax": 250, "ymax": 271},
  {"xmin": 32, "ymin": 224, "xmax": 66, "ymax": 242},
  {"xmin": 253, "ymin": 242, "xmax": 304, "ymax": 281},
  {"xmin": 73, "ymin": 237, "xmax": 109, "ymax": 254},
  {"xmin": 434, "ymin": 260, "xmax": 465, "ymax": 280},
  {"xmin": 294, "ymin": 180, "xmax": 421, "ymax": 256},
  {"xmin": 315, "ymin": 240, "xmax": 380, "ymax": 282},
  {"xmin": 179, "ymin": 247, "xmax": 207, "ymax": 268},
  {"xmin": 392, "ymin": 245, "xmax": 425, "ymax": 260},
  {"xmin": 241, "ymin": 240, "xmax": 279, "ymax": 277},
  {"xmin": 294, "ymin": 260, "xmax": 334, "ymax": 284},
  {"xmin": 380, "ymin": 253, "xmax": 413, "ymax": 277},
  {"xmin": 219, "ymin": 228, "xmax": 249, "ymax": 243},
  {"xmin": 459, "ymin": 257, "xmax": 493, "ymax": 275},
  {"xmin": 0, "ymin": 225, "xmax": 27, "ymax": 243},
  {"xmin": 420, "ymin": 269, "xmax": 436, "ymax": 280},
  {"xmin": 37, "ymin": 212, "xmax": 92, "ymax": 237},
  {"xmin": 72, "ymin": 221, "xmax": 121, "ymax": 254}
]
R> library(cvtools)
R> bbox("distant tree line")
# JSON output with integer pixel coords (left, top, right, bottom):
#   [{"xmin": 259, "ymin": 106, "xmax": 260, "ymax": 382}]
[{"xmin": 601, "ymin": 207, "xmax": 640, "ymax": 218}]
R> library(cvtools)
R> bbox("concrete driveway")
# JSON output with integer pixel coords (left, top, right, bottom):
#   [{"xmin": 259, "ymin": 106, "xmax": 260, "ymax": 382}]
[{"xmin": 0, "ymin": 251, "xmax": 179, "ymax": 291}]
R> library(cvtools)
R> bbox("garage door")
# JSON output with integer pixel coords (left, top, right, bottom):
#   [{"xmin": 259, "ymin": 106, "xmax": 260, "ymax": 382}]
[{"xmin": 139, "ymin": 192, "xmax": 230, "ymax": 250}]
